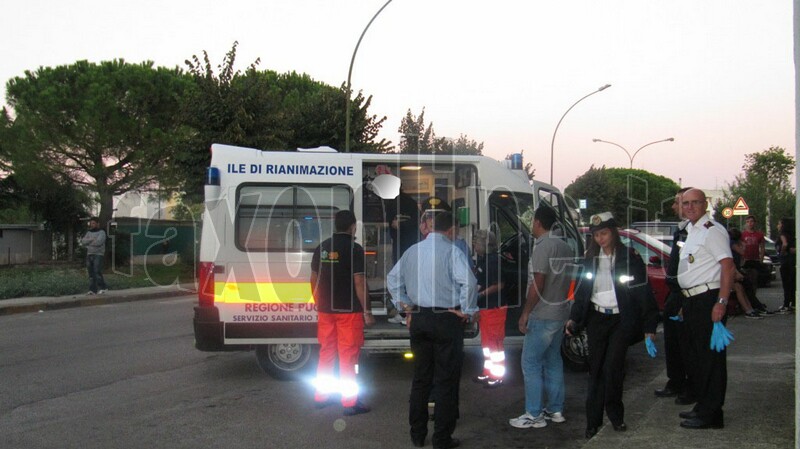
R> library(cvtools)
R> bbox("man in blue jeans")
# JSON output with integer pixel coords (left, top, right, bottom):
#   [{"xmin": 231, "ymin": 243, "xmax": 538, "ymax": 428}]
[
  {"xmin": 81, "ymin": 218, "xmax": 108, "ymax": 295},
  {"xmin": 509, "ymin": 206, "xmax": 574, "ymax": 429}
]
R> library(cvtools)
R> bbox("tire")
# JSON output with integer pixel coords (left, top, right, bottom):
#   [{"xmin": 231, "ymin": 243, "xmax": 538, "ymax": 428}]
[
  {"xmin": 561, "ymin": 330, "xmax": 589, "ymax": 372},
  {"xmin": 255, "ymin": 344, "xmax": 316, "ymax": 380}
]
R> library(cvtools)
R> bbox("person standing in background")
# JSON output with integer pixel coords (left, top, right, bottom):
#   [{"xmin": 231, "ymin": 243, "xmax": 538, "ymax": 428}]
[
  {"xmin": 740, "ymin": 215, "xmax": 765, "ymax": 291},
  {"xmin": 655, "ymin": 188, "xmax": 696, "ymax": 403},
  {"xmin": 776, "ymin": 217, "xmax": 796, "ymax": 314},
  {"xmin": 81, "ymin": 218, "xmax": 108, "ymax": 295}
]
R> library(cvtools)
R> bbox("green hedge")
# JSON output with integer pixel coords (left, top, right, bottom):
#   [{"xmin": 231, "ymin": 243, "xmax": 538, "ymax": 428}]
[{"xmin": 0, "ymin": 264, "xmax": 195, "ymax": 300}]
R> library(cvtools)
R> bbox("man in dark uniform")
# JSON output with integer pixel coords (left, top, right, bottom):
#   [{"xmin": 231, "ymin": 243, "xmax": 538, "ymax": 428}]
[
  {"xmin": 386, "ymin": 188, "xmax": 421, "ymax": 264},
  {"xmin": 676, "ymin": 189, "xmax": 734, "ymax": 429},
  {"xmin": 655, "ymin": 187, "xmax": 696, "ymax": 405},
  {"xmin": 310, "ymin": 210, "xmax": 375, "ymax": 416}
]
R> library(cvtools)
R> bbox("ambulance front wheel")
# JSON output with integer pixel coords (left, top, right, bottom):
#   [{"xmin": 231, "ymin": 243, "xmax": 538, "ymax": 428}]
[{"xmin": 256, "ymin": 344, "xmax": 316, "ymax": 380}]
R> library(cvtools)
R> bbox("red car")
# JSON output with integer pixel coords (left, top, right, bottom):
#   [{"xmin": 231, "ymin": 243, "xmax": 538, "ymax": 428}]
[{"xmin": 578, "ymin": 227, "xmax": 672, "ymax": 311}]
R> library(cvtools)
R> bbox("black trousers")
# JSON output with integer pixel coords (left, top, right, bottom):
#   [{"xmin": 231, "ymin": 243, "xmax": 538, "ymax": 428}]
[
  {"xmin": 663, "ymin": 291, "xmax": 693, "ymax": 396},
  {"xmin": 585, "ymin": 309, "xmax": 629, "ymax": 428},
  {"xmin": 683, "ymin": 289, "xmax": 726, "ymax": 422},
  {"xmin": 409, "ymin": 309, "xmax": 464, "ymax": 446},
  {"xmin": 780, "ymin": 262, "xmax": 796, "ymax": 308}
]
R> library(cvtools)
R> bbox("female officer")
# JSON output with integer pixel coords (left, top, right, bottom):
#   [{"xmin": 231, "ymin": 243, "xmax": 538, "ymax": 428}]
[{"xmin": 565, "ymin": 212, "xmax": 659, "ymax": 439}]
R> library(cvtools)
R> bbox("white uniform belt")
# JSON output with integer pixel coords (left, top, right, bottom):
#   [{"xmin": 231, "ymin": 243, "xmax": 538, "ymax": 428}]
[
  {"xmin": 681, "ymin": 281, "xmax": 721, "ymax": 298},
  {"xmin": 593, "ymin": 304, "xmax": 620, "ymax": 315}
]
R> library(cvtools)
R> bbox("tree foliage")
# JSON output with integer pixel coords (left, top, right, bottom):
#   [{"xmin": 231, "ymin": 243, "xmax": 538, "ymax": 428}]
[
  {"xmin": 4, "ymin": 59, "xmax": 194, "ymax": 226},
  {"xmin": 0, "ymin": 173, "xmax": 89, "ymax": 232},
  {"xmin": 179, "ymin": 42, "xmax": 390, "ymax": 199},
  {"xmin": 721, "ymin": 146, "xmax": 795, "ymax": 238},
  {"xmin": 565, "ymin": 166, "xmax": 681, "ymax": 226},
  {"xmin": 397, "ymin": 108, "xmax": 483, "ymax": 155}
]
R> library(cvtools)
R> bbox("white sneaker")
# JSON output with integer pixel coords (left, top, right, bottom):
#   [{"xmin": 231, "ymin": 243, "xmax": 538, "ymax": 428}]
[
  {"xmin": 387, "ymin": 314, "xmax": 406, "ymax": 325},
  {"xmin": 86, "ymin": 291, "xmax": 96, "ymax": 296},
  {"xmin": 509, "ymin": 412, "xmax": 547, "ymax": 429},
  {"xmin": 543, "ymin": 410, "xmax": 566, "ymax": 423},
  {"xmin": 98, "ymin": 289, "xmax": 108, "ymax": 295}
]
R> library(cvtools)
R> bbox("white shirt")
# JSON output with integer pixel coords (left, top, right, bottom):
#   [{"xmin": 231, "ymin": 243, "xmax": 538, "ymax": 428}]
[
  {"xmin": 677, "ymin": 215, "xmax": 732, "ymax": 288},
  {"xmin": 590, "ymin": 252, "xmax": 618, "ymax": 308}
]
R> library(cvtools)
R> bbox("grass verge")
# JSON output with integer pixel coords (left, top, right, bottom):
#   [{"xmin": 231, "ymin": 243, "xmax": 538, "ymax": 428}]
[{"xmin": 0, "ymin": 263, "xmax": 196, "ymax": 300}]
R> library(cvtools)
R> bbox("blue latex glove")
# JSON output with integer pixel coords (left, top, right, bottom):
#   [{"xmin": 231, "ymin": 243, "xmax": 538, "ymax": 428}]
[
  {"xmin": 645, "ymin": 336, "xmax": 657, "ymax": 358},
  {"xmin": 710, "ymin": 321, "xmax": 734, "ymax": 352},
  {"xmin": 668, "ymin": 315, "xmax": 683, "ymax": 322}
]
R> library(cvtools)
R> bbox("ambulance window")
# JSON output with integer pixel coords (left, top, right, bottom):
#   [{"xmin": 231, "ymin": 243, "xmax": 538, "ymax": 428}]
[
  {"xmin": 536, "ymin": 188, "xmax": 583, "ymax": 256},
  {"xmin": 236, "ymin": 184, "xmax": 351, "ymax": 252}
]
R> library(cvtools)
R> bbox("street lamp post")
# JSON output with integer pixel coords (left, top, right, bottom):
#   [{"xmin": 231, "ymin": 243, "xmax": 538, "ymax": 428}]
[
  {"xmin": 549, "ymin": 84, "xmax": 611, "ymax": 185},
  {"xmin": 344, "ymin": 0, "xmax": 393, "ymax": 153},
  {"xmin": 592, "ymin": 137, "xmax": 675, "ymax": 168}
]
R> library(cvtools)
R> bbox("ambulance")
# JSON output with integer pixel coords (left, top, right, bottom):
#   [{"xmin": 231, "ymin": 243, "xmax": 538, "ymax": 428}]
[{"xmin": 193, "ymin": 143, "xmax": 583, "ymax": 379}]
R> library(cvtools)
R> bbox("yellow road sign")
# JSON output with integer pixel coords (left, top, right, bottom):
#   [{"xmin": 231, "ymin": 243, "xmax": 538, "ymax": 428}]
[{"xmin": 732, "ymin": 197, "xmax": 749, "ymax": 216}]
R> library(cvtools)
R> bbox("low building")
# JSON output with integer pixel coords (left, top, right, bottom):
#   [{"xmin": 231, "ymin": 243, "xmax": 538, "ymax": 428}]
[{"xmin": 0, "ymin": 223, "xmax": 51, "ymax": 265}]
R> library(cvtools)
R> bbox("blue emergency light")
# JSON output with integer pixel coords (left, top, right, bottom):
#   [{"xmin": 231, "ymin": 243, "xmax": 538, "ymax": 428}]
[{"xmin": 206, "ymin": 167, "xmax": 220, "ymax": 186}]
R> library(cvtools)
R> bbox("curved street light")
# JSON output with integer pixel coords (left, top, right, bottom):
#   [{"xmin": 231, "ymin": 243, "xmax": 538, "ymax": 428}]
[
  {"xmin": 592, "ymin": 137, "xmax": 675, "ymax": 168},
  {"xmin": 344, "ymin": 0, "xmax": 393, "ymax": 153},
  {"xmin": 549, "ymin": 84, "xmax": 611, "ymax": 185}
]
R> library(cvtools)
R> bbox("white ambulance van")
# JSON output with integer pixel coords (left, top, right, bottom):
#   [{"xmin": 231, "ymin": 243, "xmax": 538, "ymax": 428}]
[{"xmin": 193, "ymin": 143, "xmax": 583, "ymax": 379}]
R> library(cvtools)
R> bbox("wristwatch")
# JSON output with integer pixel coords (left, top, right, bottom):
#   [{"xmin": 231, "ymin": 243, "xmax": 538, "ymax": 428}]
[{"xmin": 717, "ymin": 298, "xmax": 728, "ymax": 306}]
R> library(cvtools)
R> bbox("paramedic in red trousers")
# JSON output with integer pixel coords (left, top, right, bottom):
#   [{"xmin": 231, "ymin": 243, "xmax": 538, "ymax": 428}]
[
  {"xmin": 387, "ymin": 211, "xmax": 478, "ymax": 449},
  {"xmin": 676, "ymin": 188, "xmax": 734, "ymax": 429},
  {"xmin": 310, "ymin": 210, "xmax": 375, "ymax": 416},
  {"xmin": 471, "ymin": 229, "xmax": 506, "ymax": 388}
]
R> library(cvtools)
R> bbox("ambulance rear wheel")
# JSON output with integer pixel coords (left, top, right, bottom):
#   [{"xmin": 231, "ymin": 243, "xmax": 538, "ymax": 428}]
[{"xmin": 256, "ymin": 344, "xmax": 315, "ymax": 380}]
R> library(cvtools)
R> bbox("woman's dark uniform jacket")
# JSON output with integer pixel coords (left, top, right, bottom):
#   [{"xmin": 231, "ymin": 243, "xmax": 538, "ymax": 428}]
[{"xmin": 569, "ymin": 246, "xmax": 660, "ymax": 345}]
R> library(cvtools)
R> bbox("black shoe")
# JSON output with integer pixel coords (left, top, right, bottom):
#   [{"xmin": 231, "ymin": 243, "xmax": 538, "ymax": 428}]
[
  {"xmin": 585, "ymin": 427, "xmax": 599, "ymax": 439},
  {"xmin": 680, "ymin": 417, "xmax": 724, "ymax": 429},
  {"xmin": 612, "ymin": 422, "xmax": 627, "ymax": 432},
  {"xmin": 654, "ymin": 386, "xmax": 681, "ymax": 397},
  {"xmin": 679, "ymin": 410, "xmax": 698, "ymax": 419},
  {"xmin": 343, "ymin": 401, "xmax": 371, "ymax": 416},
  {"xmin": 675, "ymin": 395, "xmax": 697, "ymax": 405},
  {"xmin": 411, "ymin": 436, "xmax": 426, "ymax": 448},
  {"xmin": 433, "ymin": 438, "xmax": 460, "ymax": 449}
]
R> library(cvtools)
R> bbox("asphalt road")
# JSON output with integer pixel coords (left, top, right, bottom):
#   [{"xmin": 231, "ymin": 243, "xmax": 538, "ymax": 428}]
[{"xmin": 0, "ymin": 294, "xmax": 680, "ymax": 449}]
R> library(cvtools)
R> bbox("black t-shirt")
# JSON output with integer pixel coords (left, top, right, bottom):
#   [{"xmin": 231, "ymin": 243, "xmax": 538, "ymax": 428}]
[
  {"xmin": 311, "ymin": 233, "xmax": 366, "ymax": 313},
  {"xmin": 476, "ymin": 252, "xmax": 504, "ymax": 309}
]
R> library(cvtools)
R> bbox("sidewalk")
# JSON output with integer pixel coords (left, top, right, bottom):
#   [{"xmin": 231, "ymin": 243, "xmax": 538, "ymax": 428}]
[
  {"xmin": 0, "ymin": 283, "xmax": 196, "ymax": 316},
  {"xmin": 584, "ymin": 286, "xmax": 796, "ymax": 449}
]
